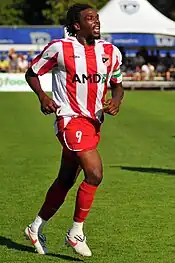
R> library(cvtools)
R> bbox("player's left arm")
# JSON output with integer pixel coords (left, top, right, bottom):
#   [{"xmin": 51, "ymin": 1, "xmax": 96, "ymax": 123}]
[
  {"xmin": 103, "ymin": 48, "xmax": 124, "ymax": 116},
  {"xmin": 103, "ymin": 82, "xmax": 124, "ymax": 116}
]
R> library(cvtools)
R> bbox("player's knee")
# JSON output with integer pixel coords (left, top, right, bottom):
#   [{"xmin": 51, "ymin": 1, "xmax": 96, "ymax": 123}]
[
  {"xmin": 57, "ymin": 174, "xmax": 76, "ymax": 189},
  {"xmin": 61, "ymin": 177, "xmax": 76, "ymax": 189},
  {"xmin": 85, "ymin": 167, "xmax": 103, "ymax": 186}
]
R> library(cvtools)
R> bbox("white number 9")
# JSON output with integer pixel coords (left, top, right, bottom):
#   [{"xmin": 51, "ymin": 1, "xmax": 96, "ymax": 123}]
[{"xmin": 76, "ymin": 130, "xmax": 82, "ymax": 143}]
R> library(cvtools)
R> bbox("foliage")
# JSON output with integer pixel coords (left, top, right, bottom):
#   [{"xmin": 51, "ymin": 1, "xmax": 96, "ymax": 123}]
[
  {"xmin": 42, "ymin": 0, "xmax": 108, "ymax": 25},
  {"xmin": 0, "ymin": 0, "xmax": 174, "ymax": 26},
  {"xmin": 0, "ymin": 0, "xmax": 25, "ymax": 25}
]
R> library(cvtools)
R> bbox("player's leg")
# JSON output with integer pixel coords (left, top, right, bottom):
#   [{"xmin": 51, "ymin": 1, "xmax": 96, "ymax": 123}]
[
  {"xmin": 25, "ymin": 149, "xmax": 81, "ymax": 254},
  {"xmin": 65, "ymin": 148, "xmax": 103, "ymax": 257},
  {"xmin": 38, "ymin": 149, "xmax": 81, "ymax": 221}
]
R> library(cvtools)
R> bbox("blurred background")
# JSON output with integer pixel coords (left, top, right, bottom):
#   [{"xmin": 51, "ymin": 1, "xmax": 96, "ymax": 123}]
[
  {"xmin": 0, "ymin": 3, "xmax": 175, "ymax": 262},
  {"xmin": 0, "ymin": 0, "xmax": 175, "ymax": 88}
]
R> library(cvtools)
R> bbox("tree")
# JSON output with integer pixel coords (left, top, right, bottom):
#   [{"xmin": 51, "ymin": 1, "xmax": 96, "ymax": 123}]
[
  {"xmin": 21, "ymin": 0, "xmax": 50, "ymax": 25},
  {"xmin": 42, "ymin": 0, "xmax": 108, "ymax": 25},
  {"xmin": 0, "ymin": 0, "xmax": 25, "ymax": 25},
  {"xmin": 148, "ymin": 0, "xmax": 175, "ymax": 21}
]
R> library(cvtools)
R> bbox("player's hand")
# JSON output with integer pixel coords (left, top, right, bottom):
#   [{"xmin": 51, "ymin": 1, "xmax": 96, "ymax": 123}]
[
  {"xmin": 39, "ymin": 94, "xmax": 60, "ymax": 115},
  {"xmin": 103, "ymin": 99, "xmax": 120, "ymax": 116}
]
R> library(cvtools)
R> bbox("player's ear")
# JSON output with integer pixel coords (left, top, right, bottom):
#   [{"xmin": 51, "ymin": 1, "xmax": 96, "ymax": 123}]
[{"xmin": 74, "ymin": 23, "xmax": 80, "ymax": 31}]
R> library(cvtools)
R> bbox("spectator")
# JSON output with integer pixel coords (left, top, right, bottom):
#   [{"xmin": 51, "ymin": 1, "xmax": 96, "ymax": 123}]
[
  {"xmin": 148, "ymin": 50, "xmax": 159, "ymax": 68},
  {"xmin": 125, "ymin": 58, "xmax": 135, "ymax": 75},
  {"xmin": 156, "ymin": 49, "xmax": 161, "ymax": 63},
  {"xmin": 27, "ymin": 50, "xmax": 36, "ymax": 67},
  {"xmin": 166, "ymin": 64, "xmax": 175, "ymax": 81},
  {"xmin": 139, "ymin": 47, "xmax": 149, "ymax": 62},
  {"xmin": 133, "ymin": 51, "xmax": 145, "ymax": 68},
  {"xmin": 0, "ymin": 52, "xmax": 9, "ymax": 72},
  {"xmin": 133, "ymin": 66, "xmax": 142, "ymax": 81},
  {"xmin": 163, "ymin": 52, "xmax": 173, "ymax": 71},
  {"xmin": 8, "ymin": 48, "xmax": 18, "ymax": 73},
  {"xmin": 17, "ymin": 54, "xmax": 28, "ymax": 73},
  {"xmin": 141, "ymin": 62, "xmax": 155, "ymax": 80},
  {"xmin": 156, "ymin": 62, "xmax": 166, "ymax": 78}
]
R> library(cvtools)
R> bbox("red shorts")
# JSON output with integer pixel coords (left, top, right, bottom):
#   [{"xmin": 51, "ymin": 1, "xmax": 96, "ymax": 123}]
[{"xmin": 56, "ymin": 117, "xmax": 101, "ymax": 152}]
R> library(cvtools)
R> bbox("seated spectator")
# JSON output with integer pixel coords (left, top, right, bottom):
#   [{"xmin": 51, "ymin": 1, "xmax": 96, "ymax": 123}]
[
  {"xmin": 156, "ymin": 62, "xmax": 166, "ymax": 77},
  {"xmin": 17, "ymin": 54, "xmax": 28, "ymax": 73},
  {"xmin": 141, "ymin": 62, "xmax": 155, "ymax": 80},
  {"xmin": 27, "ymin": 50, "xmax": 36, "ymax": 67},
  {"xmin": 163, "ymin": 52, "xmax": 173, "ymax": 71},
  {"xmin": 139, "ymin": 47, "xmax": 149, "ymax": 62},
  {"xmin": 133, "ymin": 66, "xmax": 142, "ymax": 81},
  {"xmin": 0, "ymin": 55, "xmax": 9, "ymax": 73},
  {"xmin": 8, "ymin": 48, "xmax": 18, "ymax": 73},
  {"xmin": 125, "ymin": 58, "xmax": 136, "ymax": 75},
  {"xmin": 166, "ymin": 64, "xmax": 175, "ymax": 81},
  {"xmin": 148, "ymin": 50, "xmax": 159, "ymax": 68},
  {"xmin": 133, "ymin": 51, "xmax": 145, "ymax": 68}
]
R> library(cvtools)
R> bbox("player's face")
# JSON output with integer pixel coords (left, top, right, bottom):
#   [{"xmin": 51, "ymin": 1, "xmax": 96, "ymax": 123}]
[{"xmin": 77, "ymin": 9, "xmax": 100, "ymax": 40}]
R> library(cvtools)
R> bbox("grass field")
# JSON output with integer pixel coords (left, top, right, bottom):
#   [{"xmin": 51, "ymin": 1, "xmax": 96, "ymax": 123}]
[{"xmin": 0, "ymin": 91, "xmax": 175, "ymax": 263}]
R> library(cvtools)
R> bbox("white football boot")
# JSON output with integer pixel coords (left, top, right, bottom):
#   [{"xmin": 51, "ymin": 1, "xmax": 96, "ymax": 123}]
[
  {"xmin": 65, "ymin": 230, "xmax": 92, "ymax": 257},
  {"xmin": 24, "ymin": 225, "xmax": 48, "ymax": 254}
]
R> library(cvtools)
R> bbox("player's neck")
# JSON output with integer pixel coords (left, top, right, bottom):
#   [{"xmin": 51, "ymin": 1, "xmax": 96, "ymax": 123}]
[{"xmin": 76, "ymin": 35, "xmax": 95, "ymax": 46}]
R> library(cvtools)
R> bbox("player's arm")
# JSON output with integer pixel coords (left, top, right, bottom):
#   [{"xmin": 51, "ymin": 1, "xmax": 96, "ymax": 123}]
[
  {"xmin": 25, "ymin": 41, "xmax": 60, "ymax": 115},
  {"xmin": 104, "ymin": 82, "xmax": 124, "ymax": 116},
  {"xmin": 103, "ymin": 48, "xmax": 124, "ymax": 116},
  {"xmin": 25, "ymin": 68, "xmax": 59, "ymax": 115}
]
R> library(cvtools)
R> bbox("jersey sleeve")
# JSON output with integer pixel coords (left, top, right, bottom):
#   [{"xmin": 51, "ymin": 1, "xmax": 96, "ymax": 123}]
[
  {"xmin": 110, "ymin": 47, "xmax": 122, "ymax": 84},
  {"xmin": 31, "ymin": 40, "xmax": 60, "ymax": 76}
]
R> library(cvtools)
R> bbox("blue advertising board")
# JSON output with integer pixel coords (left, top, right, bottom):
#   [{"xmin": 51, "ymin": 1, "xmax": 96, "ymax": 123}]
[
  {"xmin": 0, "ymin": 27, "xmax": 64, "ymax": 45},
  {"xmin": 102, "ymin": 33, "xmax": 175, "ymax": 47},
  {"xmin": 0, "ymin": 27, "xmax": 174, "ymax": 48}
]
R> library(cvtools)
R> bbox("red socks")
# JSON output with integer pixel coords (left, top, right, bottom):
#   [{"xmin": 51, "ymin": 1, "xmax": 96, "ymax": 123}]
[
  {"xmin": 38, "ymin": 179, "xmax": 98, "ymax": 223},
  {"xmin": 73, "ymin": 181, "xmax": 97, "ymax": 223},
  {"xmin": 38, "ymin": 179, "xmax": 69, "ymax": 221}
]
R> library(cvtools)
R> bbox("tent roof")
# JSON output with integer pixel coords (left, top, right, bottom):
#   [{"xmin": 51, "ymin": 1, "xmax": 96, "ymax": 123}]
[{"xmin": 98, "ymin": 0, "xmax": 175, "ymax": 36}]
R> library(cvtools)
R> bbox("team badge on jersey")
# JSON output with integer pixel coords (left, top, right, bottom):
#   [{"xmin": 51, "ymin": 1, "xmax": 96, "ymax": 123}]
[{"xmin": 102, "ymin": 54, "xmax": 110, "ymax": 66}]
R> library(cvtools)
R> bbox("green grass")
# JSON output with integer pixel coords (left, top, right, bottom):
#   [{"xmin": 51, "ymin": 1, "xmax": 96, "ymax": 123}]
[{"xmin": 0, "ymin": 91, "xmax": 175, "ymax": 263}]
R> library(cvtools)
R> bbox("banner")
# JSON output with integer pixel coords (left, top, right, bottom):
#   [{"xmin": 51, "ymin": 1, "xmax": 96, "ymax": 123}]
[
  {"xmin": 0, "ymin": 27, "xmax": 64, "ymax": 45},
  {"xmin": 0, "ymin": 73, "xmax": 52, "ymax": 92},
  {"xmin": 0, "ymin": 73, "xmax": 174, "ymax": 92},
  {"xmin": 102, "ymin": 33, "xmax": 175, "ymax": 47}
]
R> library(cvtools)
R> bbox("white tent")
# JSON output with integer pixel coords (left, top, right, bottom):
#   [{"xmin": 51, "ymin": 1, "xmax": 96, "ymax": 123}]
[{"xmin": 99, "ymin": 0, "xmax": 175, "ymax": 36}]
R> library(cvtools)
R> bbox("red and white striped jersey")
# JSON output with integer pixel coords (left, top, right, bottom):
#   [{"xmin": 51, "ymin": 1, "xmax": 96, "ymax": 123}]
[{"xmin": 32, "ymin": 37, "xmax": 122, "ymax": 122}]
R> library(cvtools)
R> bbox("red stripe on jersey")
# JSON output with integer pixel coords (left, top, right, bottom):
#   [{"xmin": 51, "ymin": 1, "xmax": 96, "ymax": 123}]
[
  {"xmin": 102, "ymin": 44, "xmax": 114, "ymax": 102},
  {"xmin": 31, "ymin": 40, "xmax": 61, "ymax": 67},
  {"xmin": 113, "ymin": 58, "xmax": 120, "ymax": 71},
  {"xmin": 37, "ymin": 52, "xmax": 58, "ymax": 75},
  {"xmin": 85, "ymin": 46, "xmax": 98, "ymax": 118},
  {"xmin": 62, "ymin": 41, "xmax": 81, "ymax": 114}
]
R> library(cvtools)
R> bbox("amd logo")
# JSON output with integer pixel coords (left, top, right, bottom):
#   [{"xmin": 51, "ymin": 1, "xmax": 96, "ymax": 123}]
[{"xmin": 72, "ymin": 73, "xmax": 107, "ymax": 84}]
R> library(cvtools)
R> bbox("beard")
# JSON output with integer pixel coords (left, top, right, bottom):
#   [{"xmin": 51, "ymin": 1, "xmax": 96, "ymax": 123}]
[{"xmin": 86, "ymin": 34, "xmax": 101, "ymax": 45}]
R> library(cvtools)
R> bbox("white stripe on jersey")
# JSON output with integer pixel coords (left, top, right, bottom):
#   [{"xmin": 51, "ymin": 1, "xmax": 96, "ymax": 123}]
[
  {"xmin": 32, "ymin": 42, "xmax": 58, "ymax": 74},
  {"xmin": 94, "ymin": 43, "xmax": 107, "ymax": 120},
  {"xmin": 52, "ymin": 41, "xmax": 77, "ymax": 117},
  {"xmin": 111, "ymin": 47, "xmax": 122, "ymax": 83},
  {"xmin": 72, "ymin": 44, "xmax": 91, "ymax": 118}
]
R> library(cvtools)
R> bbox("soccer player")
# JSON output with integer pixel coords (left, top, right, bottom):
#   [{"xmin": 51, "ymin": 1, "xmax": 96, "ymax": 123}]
[{"xmin": 24, "ymin": 3, "xmax": 123, "ymax": 257}]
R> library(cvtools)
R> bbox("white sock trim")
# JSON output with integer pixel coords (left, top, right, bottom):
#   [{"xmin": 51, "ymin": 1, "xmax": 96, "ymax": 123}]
[
  {"xmin": 31, "ymin": 215, "xmax": 46, "ymax": 233},
  {"xmin": 69, "ymin": 221, "xmax": 84, "ymax": 236}
]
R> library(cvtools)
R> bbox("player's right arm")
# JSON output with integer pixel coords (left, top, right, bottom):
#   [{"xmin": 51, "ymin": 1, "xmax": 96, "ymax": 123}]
[{"xmin": 25, "ymin": 40, "xmax": 60, "ymax": 115}]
